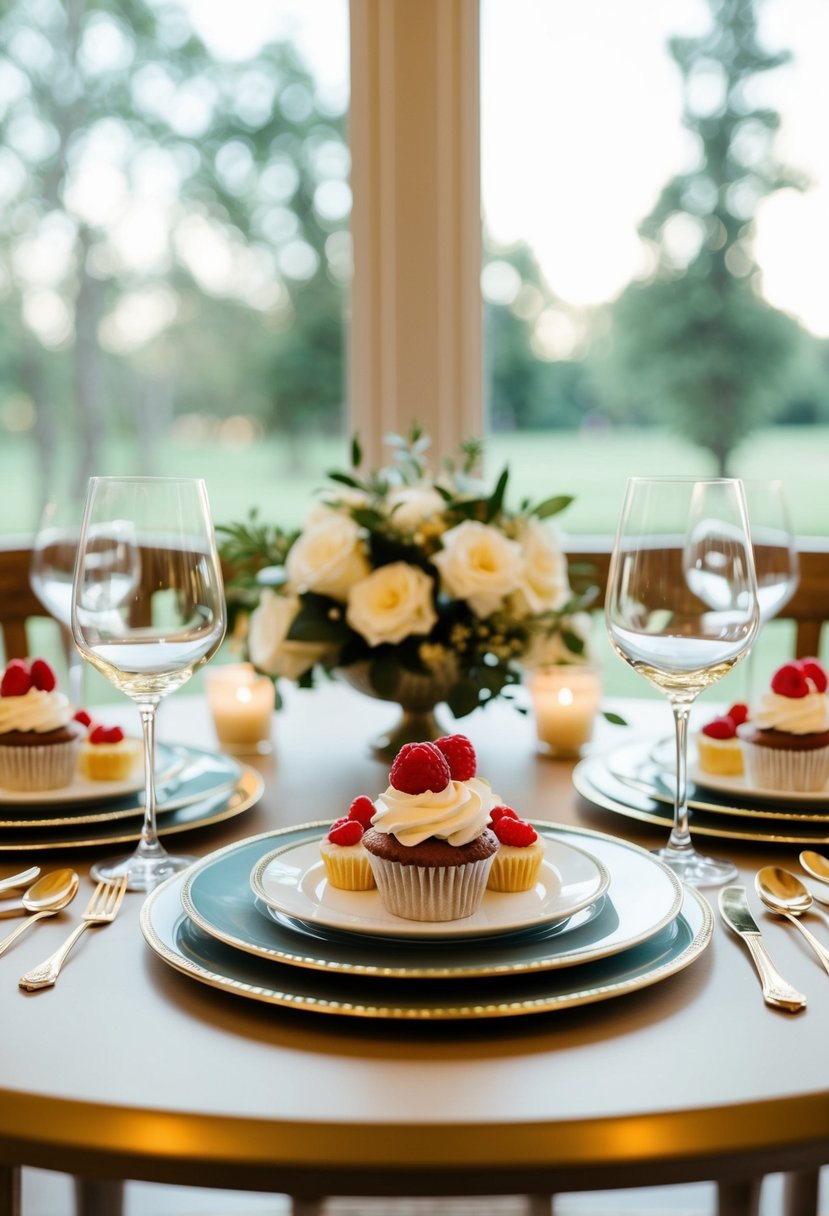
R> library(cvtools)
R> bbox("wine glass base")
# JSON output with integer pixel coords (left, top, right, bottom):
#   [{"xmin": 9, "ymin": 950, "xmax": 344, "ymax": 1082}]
[
  {"xmin": 652, "ymin": 847, "xmax": 737, "ymax": 889},
  {"xmin": 90, "ymin": 851, "xmax": 196, "ymax": 893}
]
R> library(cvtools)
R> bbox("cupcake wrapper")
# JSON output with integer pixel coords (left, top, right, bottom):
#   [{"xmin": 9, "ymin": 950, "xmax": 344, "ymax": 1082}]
[
  {"xmin": 320, "ymin": 851, "xmax": 377, "ymax": 892},
  {"xmin": 487, "ymin": 850, "xmax": 544, "ymax": 893},
  {"xmin": 366, "ymin": 854, "xmax": 494, "ymax": 922},
  {"xmin": 0, "ymin": 739, "xmax": 81, "ymax": 792},
  {"xmin": 740, "ymin": 740, "xmax": 829, "ymax": 793}
]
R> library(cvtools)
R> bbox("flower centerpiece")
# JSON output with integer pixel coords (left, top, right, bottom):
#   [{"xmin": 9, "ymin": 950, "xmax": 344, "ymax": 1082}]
[{"xmin": 218, "ymin": 428, "xmax": 597, "ymax": 757}]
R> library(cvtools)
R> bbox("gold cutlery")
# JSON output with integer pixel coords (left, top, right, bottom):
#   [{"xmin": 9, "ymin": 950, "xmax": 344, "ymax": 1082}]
[
  {"xmin": 0, "ymin": 870, "xmax": 79, "ymax": 958},
  {"xmin": 719, "ymin": 886, "xmax": 806, "ymax": 1013},
  {"xmin": 799, "ymin": 850, "xmax": 829, "ymax": 888},
  {"xmin": 18, "ymin": 875, "xmax": 128, "ymax": 991},
  {"xmin": 755, "ymin": 867, "xmax": 829, "ymax": 978},
  {"xmin": 0, "ymin": 866, "xmax": 41, "ymax": 894}
]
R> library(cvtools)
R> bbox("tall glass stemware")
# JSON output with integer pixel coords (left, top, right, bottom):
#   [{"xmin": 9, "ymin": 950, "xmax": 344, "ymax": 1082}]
[
  {"xmin": 605, "ymin": 477, "xmax": 759, "ymax": 887},
  {"xmin": 30, "ymin": 497, "xmax": 87, "ymax": 708},
  {"xmin": 72, "ymin": 477, "xmax": 226, "ymax": 891},
  {"xmin": 743, "ymin": 479, "xmax": 799, "ymax": 701}
]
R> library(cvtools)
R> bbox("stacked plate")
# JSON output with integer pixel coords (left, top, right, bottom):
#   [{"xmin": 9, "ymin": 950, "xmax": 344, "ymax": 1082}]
[
  {"xmin": 574, "ymin": 735, "xmax": 829, "ymax": 846},
  {"xmin": 0, "ymin": 743, "xmax": 263, "ymax": 853},
  {"xmin": 140, "ymin": 821, "xmax": 713, "ymax": 1021}
]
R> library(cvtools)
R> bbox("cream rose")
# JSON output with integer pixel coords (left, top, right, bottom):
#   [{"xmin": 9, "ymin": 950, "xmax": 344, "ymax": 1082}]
[
  {"xmin": 511, "ymin": 516, "xmax": 571, "ymax": 617},
  {"xmin": 346, "ymin": 562, "xmax": 437, "ymax": 647},
  {"xmin": 432, "ymin": 520, "xmax": 523, "ymax": 617},
  {"xmin": 285, "ymin": 514, "xmax": 370, "ymax": 602},
  {"xmin": 247, "ymin": 590, "xmax": 330, "ymax": 680},
  {"xmin": 386, "ymin": 485, "xmax": 446, "ymax": 531},
  {"xmin": 523, "ymin": 611, "xmax": 594, "ymax": 669}
]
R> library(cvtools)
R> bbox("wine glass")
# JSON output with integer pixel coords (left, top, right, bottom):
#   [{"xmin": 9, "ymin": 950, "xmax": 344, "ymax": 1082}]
[
  {"xmin": 72, "ymin": 477, "xmax": 226, "ymax": 891},
  {"xmin": 743, "ymin": 480, "xmax": 800, "ymax": 701},
  {"xmin": 30, "ymin": 497, "xmax": 87, "ymax": 708},
  {"xmin": 605, "ymin": 477, "xmax": 759, "ymax": 887}
]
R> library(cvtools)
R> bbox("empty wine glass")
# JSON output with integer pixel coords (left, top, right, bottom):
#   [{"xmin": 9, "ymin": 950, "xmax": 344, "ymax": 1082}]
[
  {"xmin": 606, "ymin": 477, "xmax": 760, "ymax": 887},
  {"xmin": 72, "ymin": 477, "xmax": 226, "ymax": 891},
  {"xmin": 30, "ymin": 497, "xmax": 87, "ymax": 707},
  {"xmin": 743, "ymin": 479, "xmax": 799, "ymax": 701}
]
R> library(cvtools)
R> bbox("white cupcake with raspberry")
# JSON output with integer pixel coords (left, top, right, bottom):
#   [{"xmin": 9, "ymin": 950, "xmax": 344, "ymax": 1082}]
[
  {"xmin": 486, "ymin": 806, "xmax": 545, "ymax": 892},
  {"xmin": 318, "ymin": 796, "xmax": 377, "ymax": 891},
  {"xmin": 78, "ymin": 722, "xmax": 142, "ymax": 782}
]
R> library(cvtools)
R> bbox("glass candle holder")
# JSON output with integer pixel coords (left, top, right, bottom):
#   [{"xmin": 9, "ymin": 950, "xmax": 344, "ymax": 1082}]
[
  {"xmin": 529, "ymin": 665, "xmax": 602, "ymax": 759},
  {"xmin": 206, "ymin": 663, "xmax": 275, "ymax": 755}
]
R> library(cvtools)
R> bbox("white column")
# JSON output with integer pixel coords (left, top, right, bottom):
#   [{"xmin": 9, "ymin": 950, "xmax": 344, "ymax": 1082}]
[{"xmin": 349, "ymin": 0, "xmax": 482, "ymax": 468}]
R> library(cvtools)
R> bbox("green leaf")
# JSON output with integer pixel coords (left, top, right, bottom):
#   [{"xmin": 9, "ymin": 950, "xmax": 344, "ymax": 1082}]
[
  {"xmin": 602, "ymin": 711, "xmax": 628, "ymax": 726},
  {"xmin": 446, "ymin": 681, "xmax": 480, "ymax": 718},
  {"xmin": 484, "ymin": 466, "xmax": 510, "ymax": 522},
  {"xmin": 326, "ymin": 471, "xmax": 363, "ymax": 489},
  {"xmin": 530, "ymin": 494, "xmax": 574, "ymax": 520},
  {"xmin": 351, "ymin": 434, "xmax": 362, "ymax": 469},
  {"xmin": 286, "ymin": 596, "xmax": 351, "ymax": 645},
  {"xmin": 561, "ymin": 630, "xmax": 586, "ymax": 655}
]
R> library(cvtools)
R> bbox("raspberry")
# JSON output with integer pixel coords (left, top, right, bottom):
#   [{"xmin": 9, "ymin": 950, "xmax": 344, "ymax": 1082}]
[
  {"xmin": 702, "ymin": 716, "xmax": 737, "ymax": 740},
  {"xmin": 799, "ymin": 658, "xmax": 828, "ymax": 693},
  {"xmin": 433, "ymin": 734, "xmax": 477, "ymax": 781},
  {"xmin": 490, "ymin": 805, "xmax": 519, "ymax": 823},
  {"xmin": 492, "ymin": 816, "xmax": 538, "ymax": 847},
  {"xmin": 771, "ymin": 663, "xmax": 810, "ymax": 699},
  {"xmin": 389, "ymin": 741, "xmax": 451, "ymax": 795},
  {"xmin": 89, "ymin": 724, "xmax": 124, "ymax": 744},
  {"xmin": 30, "ymin": 658, "xmax": 56, "ymax": 692},
  {"xmin": 1, "ymin": 660, "xmax": 32, "ymax": 697},
  {"xmin": 73, "ymin": 709, "xmax": 93, "ymax": 728},
  {"xmin": 726, "ymin": 703, "xmax": 749, "ymax": 727},
  {"xmin": 347, "ymin": 795, "xmax": 375, "ymax": 829},
  {"xmin": 327, "ymin": 819, "xmax": 363, "ymax": 846}
]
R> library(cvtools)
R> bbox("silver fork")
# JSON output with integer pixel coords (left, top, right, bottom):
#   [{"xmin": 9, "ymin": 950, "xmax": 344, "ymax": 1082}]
[{"xmin": 18, "ymin": 875, "xmax": 128, "ymax": 991}]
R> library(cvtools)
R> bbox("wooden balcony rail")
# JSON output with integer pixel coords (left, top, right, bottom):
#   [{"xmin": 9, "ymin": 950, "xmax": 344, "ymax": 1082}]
[{"xmin": 1, "ymin": 538, "xmax": 826, "ymax": 665}]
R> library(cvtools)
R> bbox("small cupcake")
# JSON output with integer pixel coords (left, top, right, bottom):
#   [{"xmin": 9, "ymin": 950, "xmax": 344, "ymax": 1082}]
[
  {"xmin": 362, "ymin": 736, "xmax": 498, "ymax": 922},
  {"xmin": 78, "ymin": 723, "xmax": 142, "ymax": 782},
  {"xmin": 738, "ymin": 660, "xmax": 829, "ymax": 792},
  {"xmin": 697, "ymin": 703, "xmax": 749, "ymax": 777},
  {"xmin": 0, "ymin": 659, "xmax": 84, "ymax": 792},
  {"xmin": 318, "ymin": 797, "xmax": 377, "ymax": 891},
  {"xmin": 486, "ymin": 806, "xmax": 545, "ymax": 892}
]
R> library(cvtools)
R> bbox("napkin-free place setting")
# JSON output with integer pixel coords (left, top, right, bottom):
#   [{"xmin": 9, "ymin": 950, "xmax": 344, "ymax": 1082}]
[{"xmin": 140, "ymin": 820, "xmax": 713, "ymax": 1020}]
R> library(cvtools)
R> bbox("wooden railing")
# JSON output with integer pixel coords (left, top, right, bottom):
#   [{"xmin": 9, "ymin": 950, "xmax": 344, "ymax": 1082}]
[{"xmin": 1, "ymin": 538, "xmax": 827, "ymax": 663}]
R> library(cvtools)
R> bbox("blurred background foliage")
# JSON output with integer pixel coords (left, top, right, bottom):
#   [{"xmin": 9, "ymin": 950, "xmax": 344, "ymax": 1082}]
[{"xmin": 0, "ymin": 0, "xmax": 827, "ymax": 530}]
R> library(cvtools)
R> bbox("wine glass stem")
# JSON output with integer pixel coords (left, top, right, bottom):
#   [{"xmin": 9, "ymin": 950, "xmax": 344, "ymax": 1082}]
[
  {"xmin": 668, "ymin": 703, "xmax": 693, "ymax": 854},
  {"xmin": 136, "ymin": 704, "xmax": 168, "ymax": 862}
]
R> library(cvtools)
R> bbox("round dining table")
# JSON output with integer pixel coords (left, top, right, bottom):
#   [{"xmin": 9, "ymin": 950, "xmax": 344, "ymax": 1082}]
[{"xmin": 0, "ymin": 682, "xmax": 827, "ymax": 1216}]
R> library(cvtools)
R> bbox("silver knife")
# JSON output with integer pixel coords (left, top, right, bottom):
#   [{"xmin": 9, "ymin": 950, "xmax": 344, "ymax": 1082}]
[{"xmin": 719, "ymin": 886, "xmax": 807, "ymax": 1013}]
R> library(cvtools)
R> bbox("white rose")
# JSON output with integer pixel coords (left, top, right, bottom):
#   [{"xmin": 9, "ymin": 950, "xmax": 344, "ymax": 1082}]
[
  {"xmin": 432, "ymin": 520, "xmax": 523, "ymax": 618},
  {"xmin": 386, "ymin": 485, "xmax": 446, "ymax": 531},
  {"xmin": 523, "ymin": 612, "xmax": 594, "ymax": 669},
  {"xmin": 511, "ymin": 516, "xmax": 571, "ymax": 616},
  {"xmin": 247, "ymin": 590, "xmax": 330, "ymax": 680},
  {"xmin": 286, "ymin": 514, "xmax": 370, "ymax": 601},
  {"xmin": 346, "ymin": 562, "xmax": 438, "ymax": 647}
]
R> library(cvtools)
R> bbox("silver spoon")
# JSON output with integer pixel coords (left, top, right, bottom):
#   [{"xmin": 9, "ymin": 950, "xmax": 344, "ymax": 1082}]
[
  {"xmin": 0, "ymin": 870, "xmax": 80, "ymax": 959},
  {"xmin": 755, "ymin": 867, "xmax": 829, "ymax": 978},
  {"xmin": 799, "ymin": 850, "xmax": 829, "ymax": 890}
]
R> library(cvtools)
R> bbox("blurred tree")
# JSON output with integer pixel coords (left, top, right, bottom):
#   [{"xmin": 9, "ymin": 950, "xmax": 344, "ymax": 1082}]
[
  {"xmin": 598, "ymin": 0, "xmax": 812, "ymax": 474},
  {"xmin": 0, "ymin": 0, "xmax": 348, "ymax": 504}
]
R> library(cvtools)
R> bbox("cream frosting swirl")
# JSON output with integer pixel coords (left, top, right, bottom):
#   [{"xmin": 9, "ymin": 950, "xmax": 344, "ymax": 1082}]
[
  {"xmin": 0, "ymin": 689, "xmax": 73, "ymax": 735},
  {"xmin": 371, "ymin": 777, "xmax": 498, "ymax": 847},
  {"xmin": 751, "ymin": 691, "xmax": 829, "ymax": 735}
]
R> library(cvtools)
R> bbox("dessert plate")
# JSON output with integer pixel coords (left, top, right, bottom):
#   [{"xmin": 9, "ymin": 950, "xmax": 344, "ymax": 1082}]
[
  {"xmin": 0, "ymin": 741, "xmax": 182, "ymax": 807},
  {"xmin": 0, "ymin": 767, "xmax": 263, "ymax": 851},
  {"xmin": 689, "ymin": 765, "xmax": 829, "ymax": 805},
  {"xmin": 142, "ymin": 871, "xmax": 712, "ymax": 1021},
  {"xmin": 250, "ymin": 833, "xmax": 610, "ymax": 941},
  {"xmin": 0, "ymin": 746, "xmax": 243, "ymax": 828},
  {"xmin": 181, "ymin": 823, "xmax": 683, "ymax": 978}
]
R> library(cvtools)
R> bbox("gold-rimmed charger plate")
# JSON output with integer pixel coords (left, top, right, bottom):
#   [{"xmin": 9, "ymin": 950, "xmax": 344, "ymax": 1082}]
[
  {"xmin": 575, "ymin": 745, "xmax": 829, "ymax": 845},
  {"xmin": 142, "ymin": 866, "xmax": 711, "ymax": 1021},
  {"xmin": 180, "ymin": 822, "xmax": 683, "ymax": 979},
  {"xmin": 0, "ymin": 768, "xmax": 263, "ymax": 852}
]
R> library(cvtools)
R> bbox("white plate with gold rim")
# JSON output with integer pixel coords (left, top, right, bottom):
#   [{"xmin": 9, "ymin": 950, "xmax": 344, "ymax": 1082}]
[{"xmin": 250, "ymin": 832, "xmax": 610, "ymax": 941}]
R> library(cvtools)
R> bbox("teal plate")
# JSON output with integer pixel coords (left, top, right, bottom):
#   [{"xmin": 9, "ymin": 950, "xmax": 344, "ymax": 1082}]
[
  {"xmin": 180, "ymin": 823, "xmax": 684, "ymax": 979},
  {"xmin": 0, "ymin": 745, "xmax": 243, "ymax": 829},
  {"xmin": 142, "ymin": 865, "xmax": 712, "ymax": 1020}
]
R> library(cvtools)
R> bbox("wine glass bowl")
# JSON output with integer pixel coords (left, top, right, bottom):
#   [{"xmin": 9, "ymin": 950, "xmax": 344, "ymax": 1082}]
[
  {"xmin": 72, "ymin": 477, "xmax": 226, "ymax": 891},
  {"xmin": 30, "ymin": 497, "xmax": 87, "ymax": 707},
  {"xmin": 606, "ymin": 478, "xmax": 760, "ymax": 887}
]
